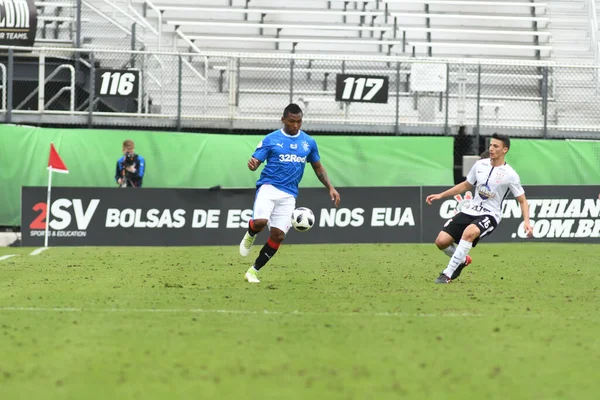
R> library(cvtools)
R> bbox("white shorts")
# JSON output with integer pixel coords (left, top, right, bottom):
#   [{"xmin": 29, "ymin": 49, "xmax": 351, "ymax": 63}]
[{"xmin": 253, "ymin": 184, "xmax": 296, "ymax": 234}]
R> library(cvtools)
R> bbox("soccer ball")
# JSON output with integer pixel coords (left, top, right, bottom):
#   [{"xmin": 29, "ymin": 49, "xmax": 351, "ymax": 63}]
[{"xmin": 291, "ymin": 207, "xmax": 315, "ymax": 232}]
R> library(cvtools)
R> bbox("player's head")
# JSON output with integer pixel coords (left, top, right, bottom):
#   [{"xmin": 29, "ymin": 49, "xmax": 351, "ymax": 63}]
[
  {"xmin": 122, "ymin": 139, "xmax": 135, "ymax": 154},
  {"xmin": 489, "ymin": 133, "xmax": 510, "ymax": 159},
  {"xmin": 479, "ymin": 150, "xmax": 490, "ymax": 159},
  {"xmin": 281, "ymin": 103, "xmax": 303, "ymax": 136}
]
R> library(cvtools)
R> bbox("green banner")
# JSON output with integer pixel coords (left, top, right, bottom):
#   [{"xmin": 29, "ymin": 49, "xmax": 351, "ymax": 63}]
[
  {"xmin": 0, "ymin": 125, "xmax": 453, "ymax": 226},
  {"xmin": 507, "ymin": 139, "xmax": 600, "ymax": 185}
]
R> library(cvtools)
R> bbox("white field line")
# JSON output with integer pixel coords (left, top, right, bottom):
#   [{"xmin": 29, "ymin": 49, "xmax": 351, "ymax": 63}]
[
  {"xmin": 30, "ymin": 247, "xmax": 50, "ymax": 256},
  {"xmin": 0, "ymin": 306, "xmax": 483, "ymax": 318},
  {"xmin": 0, "ymin": 255, "xmax": 17, "ymax": 261}
]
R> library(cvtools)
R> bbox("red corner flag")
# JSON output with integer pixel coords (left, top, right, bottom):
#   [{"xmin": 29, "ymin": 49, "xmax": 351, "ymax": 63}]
[
  {"xmin": 48, "ymin": 143, "xmax": 69, "ymax": 173},
  {"xmin": 44, "ymin": 142, "xmax": 69, "ymax": 247}
]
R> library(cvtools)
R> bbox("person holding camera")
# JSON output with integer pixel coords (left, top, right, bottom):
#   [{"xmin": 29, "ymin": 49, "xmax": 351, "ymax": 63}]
[{"xmin": 115, "ymin": 139, "xmax": 145, "ymax": 188}]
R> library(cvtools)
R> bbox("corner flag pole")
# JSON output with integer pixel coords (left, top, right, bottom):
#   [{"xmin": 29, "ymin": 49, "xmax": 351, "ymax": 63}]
[
  {"xmin": 44, "ymin": 166, "xmax": 52, "ymax": 248},
  {"xmin": 45, "ymin": 143, "xmax": 69, "ymax": 247}
]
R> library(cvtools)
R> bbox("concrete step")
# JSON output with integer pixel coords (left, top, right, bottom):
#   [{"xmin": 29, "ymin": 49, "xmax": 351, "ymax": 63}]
[{"xmin": 552, "ymin": 42, "xmax": 591, "ymax": 51}]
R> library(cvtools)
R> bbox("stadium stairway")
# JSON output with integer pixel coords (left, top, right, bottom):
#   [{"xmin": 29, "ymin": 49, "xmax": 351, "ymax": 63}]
[{"xmin": 546, "ymin": 0, "xmax": 600, "ymax": 128}]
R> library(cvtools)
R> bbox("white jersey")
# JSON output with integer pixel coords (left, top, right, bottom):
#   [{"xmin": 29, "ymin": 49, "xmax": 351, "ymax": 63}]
[{"xmin": 463, "ymin": 159, "xmax": 524, "ymax": 223}]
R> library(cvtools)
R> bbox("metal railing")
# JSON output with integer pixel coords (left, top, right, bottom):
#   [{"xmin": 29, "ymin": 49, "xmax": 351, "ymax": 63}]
[
  {"xmin": 588, "ymin": 0, "xmax": 600, "ymax": 91},
  {"xmin": 2, "ymin": 45, "xmax": 600, "ymax": 138},
  {"xmin": 0, "ymin": 63, "xmax": 6, "ymax": 112},
  {"xmin": 142, "ymin": 0, "xmax": 162, "ymax": 52},
  {"xmin": 15, "ymin": 58, "xmax": 75, "ymax": 112}
]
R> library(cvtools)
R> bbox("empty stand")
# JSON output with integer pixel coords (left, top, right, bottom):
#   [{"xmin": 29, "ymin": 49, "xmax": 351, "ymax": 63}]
[
  {"xmin": 35, "ymin": 0, "xmax": 77, "ymax": 45},
  {"xmin": 131, "ymin": 0, "xmax": 553, "ymax": 59},
  {"xmin": 10, "ymin": 0, "xmax": 600, "ymax": 133}
]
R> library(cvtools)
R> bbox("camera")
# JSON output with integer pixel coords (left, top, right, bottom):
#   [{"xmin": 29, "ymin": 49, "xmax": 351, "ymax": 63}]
[
  {"xmin": 123, "ymin": 152, "xmax": 138, "ymax": 167},
  {"xmin": 120, "ymin": 152, "xmax": 139, "ymax": 188}
]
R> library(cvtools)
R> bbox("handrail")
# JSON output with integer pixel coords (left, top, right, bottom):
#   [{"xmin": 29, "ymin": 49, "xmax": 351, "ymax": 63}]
[
  {"xmin": 126, "ymin": 0, "xmax": 159, "ymax": 36},
  {"xmin": 182, "ymin": 58, "xmax": 206, "ymax": 81},
  {"xmin": 0, "ymin": 63, "xmax": 5, "ymax": 111},
  {"xmin": 16, "ymin": 64, "xmax": 75, "ymax": 111},
  {"xmin": 98, "ymin": 0, "xmax": 155, "ymax": 35},
  {"xmin": 146, "ymin": 71, "xmax": 162, "ymax": 87},
  {"xmin": 81, "ymin": 0, "xmax": 131, "ymax": 36},
  {"xmin": 44, "ymin": 65, "xmax": 75, "ymax": 111},
  {"xmin": 144, "ymin": 0, "xmax": 162, "ymax": 52},
  {"xmin": 176, "ymin": 28, "xmax": 202, "ymax": 53},
  {"xmin": 588, "ymin": 0, "xmax": 599, "ymax": 91}
]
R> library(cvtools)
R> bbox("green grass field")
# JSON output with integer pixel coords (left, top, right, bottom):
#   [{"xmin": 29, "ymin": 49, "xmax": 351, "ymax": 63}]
[{"xmin": 0, "ymin": 243, "xmax": 598, "ymax": 399}]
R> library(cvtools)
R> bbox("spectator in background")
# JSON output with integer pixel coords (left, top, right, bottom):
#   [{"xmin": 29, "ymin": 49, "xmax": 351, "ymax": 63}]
[
  {"xmin": 479, "ymin": 150, "xmax": 490, "ymax": 159},
  {"xmin": 115, "ymin": 139, "xmax": 145, "ymax": 188}
]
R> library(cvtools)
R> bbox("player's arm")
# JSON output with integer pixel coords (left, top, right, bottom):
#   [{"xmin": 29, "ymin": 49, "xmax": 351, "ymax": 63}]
[
  {"xmin": 426, "ymin": 180, "xmax": 473, "ymax": 205},
  {"xmin": 311, "ymin": 161, "xmax": 340, "ymax": 207},
  {"xmin": 516, "ymin": 193, "xmax": 533, "ymax": 237},
  {"xmin": 510, "ymin": 175, "xmax": 533, "ymax": 237},
  {"xmin": 248, "ymin": 157, "xmax": 262, "ymax": 171},
  {"xmin": 249, "ymin": 138, "xmax": 269, "ymax": 171},
  {"xmin": 427, "ymin": 161, "xmax": 478, "ymax": 204}
]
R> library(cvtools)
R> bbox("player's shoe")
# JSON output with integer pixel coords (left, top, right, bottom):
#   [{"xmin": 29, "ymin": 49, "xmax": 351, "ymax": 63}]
[
  {"xmin": 244, "ymin": 267, "xmax": 260, "ymax": 283},
  {"xmin": 239, "ymin": 232, "xmax": 256, "ymax": 257},
  {"xmin": 451, "ymin": 255, "xmax": 472, "ymax": 280},
  {"xmin": 434, "ymin": 273, "xmax": 452, "ymax": 284}
]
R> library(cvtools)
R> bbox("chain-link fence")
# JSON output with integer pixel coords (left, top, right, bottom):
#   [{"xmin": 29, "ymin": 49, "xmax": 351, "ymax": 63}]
[
  {"xmin": 80, "ymin": 0, "xmax": 152, "ymax": 52},
  {"xmin": 36, "ymin": 0, "xmax": 77, "ymax": 45},
  {"xmin": 2, "ymin": 46, "xmax": 600, "ymax": 138}
]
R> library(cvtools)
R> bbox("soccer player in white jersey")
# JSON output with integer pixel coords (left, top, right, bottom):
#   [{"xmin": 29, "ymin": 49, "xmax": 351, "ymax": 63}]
[
  {"xmin": 239, "ymin": 103, "xmax": 341, "ymax": 283},
  {"xmin": 426, "ymin": 133, "xmax": 533, "ymax": 284}
]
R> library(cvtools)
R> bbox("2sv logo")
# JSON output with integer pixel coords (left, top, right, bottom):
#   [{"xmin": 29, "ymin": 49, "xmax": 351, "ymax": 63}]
[
  {"xmin": 97, "ymin": 69, "xmax": 139, "ymax": 97},
  {"xmin": 335, "ymin": 74, "xmax": 389, "ymax": 103},
  {"xmin": 30, "ymin": 199, "xmax": 100, "ymax": 230}
]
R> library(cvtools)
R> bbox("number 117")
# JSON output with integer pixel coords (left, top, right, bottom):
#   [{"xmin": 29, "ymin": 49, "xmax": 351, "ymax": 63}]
[{"xmin": 341, "ymin": 77, "xmax": 384, "ymax": 101}]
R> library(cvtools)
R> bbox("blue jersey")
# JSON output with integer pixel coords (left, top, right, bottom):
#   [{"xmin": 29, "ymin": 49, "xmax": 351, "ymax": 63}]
[{"xmin": 252, "ymin": 129, "xmax": 320, "ymax": 197}]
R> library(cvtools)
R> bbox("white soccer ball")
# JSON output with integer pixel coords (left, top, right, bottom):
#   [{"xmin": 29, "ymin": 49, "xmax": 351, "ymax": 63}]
[{"xmin": 291, "ymin": 207, "xmax": 315, "ymax": 232}]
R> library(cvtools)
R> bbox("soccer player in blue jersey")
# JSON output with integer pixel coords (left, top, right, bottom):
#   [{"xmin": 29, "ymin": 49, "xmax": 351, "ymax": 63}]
[{"xmin": 239, "ymin": 103, "xmax": 341, "ymax": 283}]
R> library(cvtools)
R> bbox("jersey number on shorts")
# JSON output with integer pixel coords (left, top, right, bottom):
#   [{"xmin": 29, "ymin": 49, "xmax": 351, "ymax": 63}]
[{"xmin": 478, "ymin": 216, "xmax": 491, "ymax": 230}]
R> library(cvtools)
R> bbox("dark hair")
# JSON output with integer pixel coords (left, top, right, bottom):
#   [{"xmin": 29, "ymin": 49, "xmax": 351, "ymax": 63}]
[
  {"xmin": 491, "ymin": 133, "xmax": 510, "ymax": 149},
  {"xmin": 479, "ymin": 150, "xmax": 490, "ymax": 159},
  {"xmin": 283, "ymin": 103, "xmax": 303, "ymax": 118}
]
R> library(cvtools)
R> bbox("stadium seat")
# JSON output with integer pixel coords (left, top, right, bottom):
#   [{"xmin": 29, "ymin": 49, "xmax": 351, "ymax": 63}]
[
  {"xmin": 129, "ymin": 0, "xmax": 553, "ymax": 60},
  {"xmin": 35, "ymin": 1, "xmax": 78, "ymax": 46}
]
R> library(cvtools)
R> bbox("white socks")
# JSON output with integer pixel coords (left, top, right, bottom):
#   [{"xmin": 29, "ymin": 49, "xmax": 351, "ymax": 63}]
[
  {"xmin": 442, "ymin": 244, "xmax": 457, "ymax": 257},
  {"xmin": 441, "ymin": 243, "xmax": 466, "ymax": 264},
  {"xmin": 443, "ymin": 240, "xmax": 472, "ymax": 278}
]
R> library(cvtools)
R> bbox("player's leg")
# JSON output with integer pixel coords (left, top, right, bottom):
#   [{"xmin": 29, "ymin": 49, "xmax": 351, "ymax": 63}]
[
  {"xmin": 245, "ymin": 227, "xmax": 285, "ymax": 283},
  {"xmin": 439, "ymin": 225, "xmax": 479, "ymax": 282},
  {"xmin": 434, "ymin": 214, "xmax": 473, "ymax": 283},
  {"xmin": 435, "ymin": 230, "xmax": 472, "ymax": 279},
  {"xmin": 240, "ymin": 186, "xmax": 274, "ymax": 257},
  {"xmin": 435, "ymin": 231, "xmax": 458, "ymax": 257},
  {"xmin": 245, "ymin": 194, "xmax": 294, "ymax": 283},
  {"xmin": 439, "ymin": 215, "xmax": 495, "ymax": 283},
  {"xmin": 437, "ymin": 214, "xmax": 474, "ymax": 261}
]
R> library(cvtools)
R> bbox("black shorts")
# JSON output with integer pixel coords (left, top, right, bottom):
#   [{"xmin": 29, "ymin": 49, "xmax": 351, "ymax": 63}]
[{"xmin": 442, "ymin": 212, "xmax": 498, "ymax": 247}]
